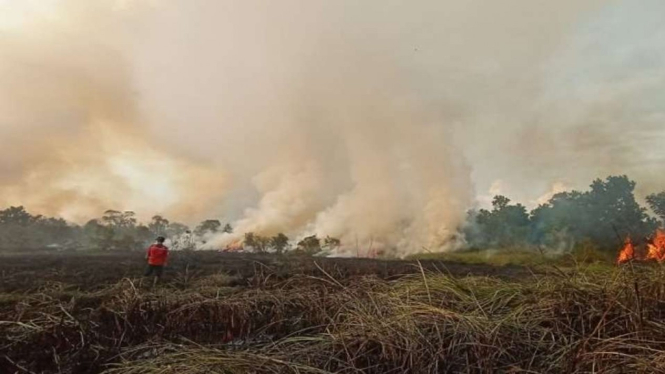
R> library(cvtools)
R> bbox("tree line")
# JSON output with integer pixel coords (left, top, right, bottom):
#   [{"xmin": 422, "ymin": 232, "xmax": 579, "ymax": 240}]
[
  {"xmin": 242, "ymin": 232, "xmax": 341, "ymax": 255},
  {"xmin": 0, "ymin": 206, "xmax": 341, "ymax": 255},
  {"xmin": 0, "ymin": 174, "xmax": 662, "ymax": 254},
  {"xmin": 0, "ymin": 208, "xmax": 232, "ymax": 251},
  {"xmin": 464, "ymin": 175, "xmax": 665, "ymax": 251}
]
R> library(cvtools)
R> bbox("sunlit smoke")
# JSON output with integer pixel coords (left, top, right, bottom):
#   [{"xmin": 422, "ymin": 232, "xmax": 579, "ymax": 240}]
[
  {"xmin": 1, "ymin": 0, "xmax": 664, "ymax": 256},
  {"xmin": 0, "ymin": 0, "xmax": 226, "ymax": 223}
]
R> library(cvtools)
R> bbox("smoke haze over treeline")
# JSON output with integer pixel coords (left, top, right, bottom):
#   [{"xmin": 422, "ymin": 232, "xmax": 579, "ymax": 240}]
[{"xmin": 1, "ymin": 0, "xmax": 664, "ymax": 254}]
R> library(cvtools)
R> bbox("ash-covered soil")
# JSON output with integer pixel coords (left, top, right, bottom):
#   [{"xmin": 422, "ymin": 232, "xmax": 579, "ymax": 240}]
[{"xmin": 0, "ymin": 250, "xmax": 536, "ymax": 292}]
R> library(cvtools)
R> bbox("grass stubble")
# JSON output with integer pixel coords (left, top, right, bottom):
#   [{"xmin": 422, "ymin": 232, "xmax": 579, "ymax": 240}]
[{"xmin": 1, "ymin": 255, "xmax": 665, "ymax": 373}]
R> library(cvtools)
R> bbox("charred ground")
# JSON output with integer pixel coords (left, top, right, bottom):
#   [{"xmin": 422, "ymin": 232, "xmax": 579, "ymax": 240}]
[
  {"xmin": 0, "ymin": 251, "xmax": 535, "ymax": 292},
  {"xmin": 1, "ymin": 251, "xmax": 665, "ymax": 374}
]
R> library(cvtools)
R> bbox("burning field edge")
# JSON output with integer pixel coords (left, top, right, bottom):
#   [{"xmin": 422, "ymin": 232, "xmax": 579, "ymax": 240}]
[{"xmin": 1, "ymin": 251, "xmax": 665, "ymax": 373}]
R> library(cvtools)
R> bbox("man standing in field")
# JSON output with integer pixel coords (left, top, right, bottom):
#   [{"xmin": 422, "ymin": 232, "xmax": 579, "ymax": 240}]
[{"xmin": 145, "ymin": 236, "xmax": 169, "ymax": 285}]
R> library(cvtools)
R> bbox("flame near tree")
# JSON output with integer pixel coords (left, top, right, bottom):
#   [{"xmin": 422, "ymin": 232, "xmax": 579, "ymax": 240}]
[
  {"xmin": 617, "ymin": 229, "xmax": 665, "ymax": 264},
  {"xmin": 222, "ymin": 239, "xmax": 244, "ymax": 253},
  {"xmin": 616, "ymin": 238, "xmax": 636, "ymax": 264},
  {"xmin": 645, "ymin": 229, "xmax": 665, "ymax": 262}
]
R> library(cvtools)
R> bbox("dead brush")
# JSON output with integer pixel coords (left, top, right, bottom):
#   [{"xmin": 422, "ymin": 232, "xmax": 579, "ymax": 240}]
[
  {"xmin": 6, "ymin": 262, "xmax": 665, "ymax": 373},
  {"xmin": 105, "ymin": 343, "xmax": 333, "ymax": 374},
  {"xmin": 192, "ymin": 273, "xmax": 239, "ymax": 289},
  {"xmin": 109, "ymin": 268, "xmax": 665, "ymax": 374}
]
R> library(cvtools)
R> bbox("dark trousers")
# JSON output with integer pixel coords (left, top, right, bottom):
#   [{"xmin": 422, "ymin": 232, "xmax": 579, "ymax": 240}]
[{"xmin": 144, "ymin": 265, "xmax": 164, "ymax": 277}]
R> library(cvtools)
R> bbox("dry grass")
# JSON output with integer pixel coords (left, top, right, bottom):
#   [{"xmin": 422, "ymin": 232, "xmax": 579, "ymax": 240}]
[
  {"xmin": 407, "ymin": 246, "xmax": 616, "ymax": 268},
  {"xmin": 2, "ymin": 254, "xmax": 665, "ymax": 373}
]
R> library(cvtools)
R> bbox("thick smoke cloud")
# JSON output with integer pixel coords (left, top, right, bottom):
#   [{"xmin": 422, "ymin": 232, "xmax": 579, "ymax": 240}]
[
  {"xmin": 0, "ymin": 1, "xmax": 226, "ymax": 223},
  {"xmin": 1, "ymin": 0, "xmax": 664, "ymax": 254},
  {"xmin": 135, "ymin": 1, "xmax": 489, "ymax": 253}
]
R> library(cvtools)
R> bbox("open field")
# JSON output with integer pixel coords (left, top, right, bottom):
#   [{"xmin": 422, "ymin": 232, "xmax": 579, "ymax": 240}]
[
  {"xmin": 0, "ymin": 251, "xmax": 535, "ymax": 292},
  {"xmin": 1, "ymin": 251, "xmax": 665, "ymax": 373}
]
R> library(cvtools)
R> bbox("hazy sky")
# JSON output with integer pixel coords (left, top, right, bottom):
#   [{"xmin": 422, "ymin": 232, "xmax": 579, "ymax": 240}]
[{"xmin": 0, "ymin": 0, "xmax": 663, "ymax": 252}]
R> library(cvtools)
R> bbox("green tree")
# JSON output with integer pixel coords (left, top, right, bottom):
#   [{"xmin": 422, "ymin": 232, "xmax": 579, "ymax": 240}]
[
  {"xmin": 296, "ymin": 235, "xmax": 322, "ymax": 255},
  {"xmin": 646, "ymin": 192, "xmax": 665, "ymax": 224},
  {"xmin": 195, "ymin": 219, "xmax": 222, "ymax": 236},
  {"xmin": 37, "ymin": 217, "xmax": 75, "ymax": 246},
  {"xmin": 134, "ymin": 225, "xmax": 154, "ymax": 246},
  {"xmin": 101, "ymin": 210, "xmax": 137, "ymax": 228},
  {"xmin": 166, "ymin": 222, "xmax": 190, "ymax": 237},
  {"xmin": 223, "ymin": 223, "xmax": 233, "ymax": 233},
  {"xmin": 491, "ymin": 195, "xmax": 511, "ymax": 210},
  {"xmin": 530, "ymin": 176, "xmax": 656, "ymax": 250},
  {"xmin": 0, "ymin": 207, "xmax": 78, "ymax": 250},
  {"xmin": 87, "ymin": 211, "xmax": 148, "ymax": 251},
  {"xmin": 244, "ymin": 232, "xmax": 270, "ymax": 253},
  {"xmin": 0, "ymin": 206, "xmax": 39, "ymax": 226},
  {"xmin": 466, "ymin": 196, "xmax": 530, "ymax": 248},
  {"xmin": 148, "ymin": 215, "xmax": 170, "ymax": 236},
  {"xmin": 587, "ymin": 176, "xmax": 652, "ymax": 240},
  {"xmin": 83, "ymin": 219, "xmax": 114, "ymax": 250},
  {"xmin": 270, "ymin": 233, "xmax": 290, "ymax": 254}
]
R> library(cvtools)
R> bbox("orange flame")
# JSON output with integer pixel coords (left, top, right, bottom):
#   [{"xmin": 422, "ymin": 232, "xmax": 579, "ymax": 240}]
[
  {"xmin": 616, "ymin": 237, "xmax": 635, "ymax": 264},
  {"xmin": 645, "ymin": 229, "xmax": 665, "ymax": 263},
  {"xmin": 220, "ymin": 239, "xmax": 244, "ymax": 253},
  {"xmin": 617, "ymin": 229, "xmax": 665, "ymax": 265}
]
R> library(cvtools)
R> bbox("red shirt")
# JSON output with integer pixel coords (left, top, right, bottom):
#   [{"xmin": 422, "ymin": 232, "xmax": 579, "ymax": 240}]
[{"xmin": 147, "ymin": 244, "xmax": 169, "ymax": 266}]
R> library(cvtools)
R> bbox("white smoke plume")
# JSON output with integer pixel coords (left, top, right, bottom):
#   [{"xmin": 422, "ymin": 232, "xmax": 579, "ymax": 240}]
[
  {"xmin": 1, "ymin": 0, "xmax": 664, "ymax": 255},
  {"xmin": 0, "ymin": 1, "xmax": 226, "ymax": 223}
]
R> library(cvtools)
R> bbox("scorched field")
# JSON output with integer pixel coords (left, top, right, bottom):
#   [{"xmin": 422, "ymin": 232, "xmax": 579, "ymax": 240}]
[{"xmin": 1, "ymin": 251, "xmax": 665, "ymax": 373}]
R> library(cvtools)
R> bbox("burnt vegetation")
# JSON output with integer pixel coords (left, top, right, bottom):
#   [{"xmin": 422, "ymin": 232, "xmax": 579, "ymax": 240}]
[{"xmin": 2, "ymin": 252, "xmax": 665, "ymax": 373}]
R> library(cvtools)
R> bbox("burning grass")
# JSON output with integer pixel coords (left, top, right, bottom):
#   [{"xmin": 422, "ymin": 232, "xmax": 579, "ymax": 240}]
[
  {"xmin": 617, "ymin": 229, "xmax": 665, "ymax": 264},
  {"xmin": 2, "ymin": 252, "xmax": 665, "ymax": 373}
]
